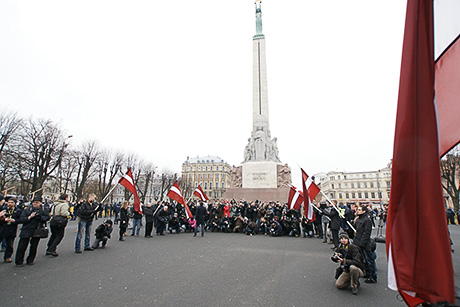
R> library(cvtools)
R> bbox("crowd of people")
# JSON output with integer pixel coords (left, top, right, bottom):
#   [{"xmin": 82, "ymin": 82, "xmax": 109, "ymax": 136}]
[{"xmin": 1, "ymin": 193, "xmax": 386, "ymax": 295}]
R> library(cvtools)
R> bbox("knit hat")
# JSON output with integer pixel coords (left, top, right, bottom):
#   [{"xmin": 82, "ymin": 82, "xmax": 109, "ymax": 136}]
[{"xmin": 339, "ymin": 233, "xmax": 350, "ymax": 240}]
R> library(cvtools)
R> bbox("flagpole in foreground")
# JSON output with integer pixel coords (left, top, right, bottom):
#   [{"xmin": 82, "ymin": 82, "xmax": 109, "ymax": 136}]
[
  {"xmin": 100, "ymin": 183, "xmax": 119, "ymax": 204},
  {"xmin": 320, "ymin": 190, "xmax": 356, "ymax": 233}
]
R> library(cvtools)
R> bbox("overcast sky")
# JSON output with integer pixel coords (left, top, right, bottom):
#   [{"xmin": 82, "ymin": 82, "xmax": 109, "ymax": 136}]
[{"xmin": 0, "ymin": 1, "xmax": 407, "ymax": 187}]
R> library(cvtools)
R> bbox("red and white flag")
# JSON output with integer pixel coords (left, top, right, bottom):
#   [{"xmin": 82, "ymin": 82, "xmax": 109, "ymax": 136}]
[
  {"xmin": 287, "ymin": 185, "xmax": 304, "ymax": 211},
  {"xmin": 301, "ymin": 168, "xmax": 320, "ymax": 221},
  {"xmin": 193, "ymin": 185, "xmax": 209, "ymax": 202},
  {"xmin": 118, "ymin": 168, "xmax": 142, "ymax": 213},
  {"xmin": 167, "ymin": 181, "xmax": 193, "ymax": 219},
  {"xmin": 386, "ymin": 1, "xmax": 458, "ymax": 305}
]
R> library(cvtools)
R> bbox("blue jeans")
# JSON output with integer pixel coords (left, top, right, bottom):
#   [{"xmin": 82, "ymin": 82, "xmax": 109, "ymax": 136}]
[
  {"xmin": 75, "ymin": 219, "xmax": 92, "ymax": 251},
  {"xmin": 194, "ymin": 222, "xmax": 205, "ymax": 236},
  {"xmin": 362, "ymin": 249, "xmax": 377, "ymax": 280},
  {"xmin": 132, "ymin": 218, "xmax": 141, "ymax": 235}
]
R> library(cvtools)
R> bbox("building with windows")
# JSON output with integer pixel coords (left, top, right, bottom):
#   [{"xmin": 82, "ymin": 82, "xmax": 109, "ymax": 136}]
[
  {"xmin": 315, "ymin": 163, "xmax": 392, "ymax": 205},
  {"xmin": 181, "ymin": 156, "xmax": 231, "ymax": 199}
]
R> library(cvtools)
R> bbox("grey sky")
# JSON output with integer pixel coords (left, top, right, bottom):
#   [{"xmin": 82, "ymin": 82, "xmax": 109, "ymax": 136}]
[{"xmin": 0, "ymin": 1, "xmax": 407, "ymax": 187}]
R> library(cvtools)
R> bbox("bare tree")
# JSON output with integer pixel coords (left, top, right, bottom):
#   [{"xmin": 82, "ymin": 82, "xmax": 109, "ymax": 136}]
[
  {"xmin": 74, "ymin": 140, "xmax": 99, "ymax": 200},
  {"xmin": 0, "ymin": 111, "xmax": 22, "ymax": 192},
  {"xmin": 441, "ymin": 146, "xmax": 460, "ymax": 211},
  {"xmin": 96, "ymin": 150, "xmax": 124, "ymax": 202},
  {"xmin": 159, "ymin": 169, "xmax": 176, "ymax": 201},
  {"xmin": 12, "ymin": 118, "xmax": 70, "ymax": 197},
  {"xmin": 136, "ymin": 163, "xmax": 157, "ymax": 204}
]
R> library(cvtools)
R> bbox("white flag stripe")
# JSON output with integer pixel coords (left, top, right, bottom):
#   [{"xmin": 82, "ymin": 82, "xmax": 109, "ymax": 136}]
[
  {"xmin": 290, "ymin": 191, "xmax": 300, "ymax": 210},
  {"xmin": 122, "ymin": 174, "xmax": 134, "ymax": 186},
  {"xmin": 170, "ymin": 186, "xmax": 183, "ymax": 198}
]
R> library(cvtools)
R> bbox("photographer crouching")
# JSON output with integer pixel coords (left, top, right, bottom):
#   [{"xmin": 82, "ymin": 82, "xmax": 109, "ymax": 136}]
[{"xmin": 332, "ymin": 233, "xmax": 365, "ymax": 295}]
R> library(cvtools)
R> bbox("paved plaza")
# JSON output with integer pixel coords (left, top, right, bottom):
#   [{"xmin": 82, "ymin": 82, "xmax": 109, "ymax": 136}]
[{"xmin": 1, "ymin": 221, "xmax": 459, "ymax": 307}]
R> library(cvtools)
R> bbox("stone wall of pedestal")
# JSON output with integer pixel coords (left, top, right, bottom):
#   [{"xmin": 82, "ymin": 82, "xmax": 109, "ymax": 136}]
[
  {"xmin": 223, "ymin": 187, "xmax": 289, "ymax": 203},
  {"xmin": 242, "ymin": 161, "xmax": 278, "ymax": 188}
]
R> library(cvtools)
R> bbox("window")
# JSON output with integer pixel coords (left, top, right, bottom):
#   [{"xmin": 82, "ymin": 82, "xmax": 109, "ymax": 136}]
[
  {"xmin": 222, "ymin": 182, "xmax": 224, "ymax": 188},
  {"xmin": 370, "ymin": 182, "xmax": 374, "ymax": 188},
  {"xmin": 339, "ymin": 193, "xmax": 343, "ymax": 199},
  {"xmin": 386, "ymin": 181, "xmax": 391, "ymax": 188},
  {"xmin": 338, "ymin": 175, "xmax": 341, "ymax": 180},
  {"xmin": 205, "ymin": 182, "xmax": 207, "ymax": 189},
  {"xmin": 332, "ymin": 184, "xmax": 335, "ymax": 189},
  {"xmin": 364, "ymin": 192, "xmax": 368, "ymax": 198},
  {"xmin": 346, "ymin": 193, "xmax": 349, "ymax": 198},
  {"xmin": 363, "ymin": 182, "xmax": 367, "ymax": 188},
  {"xmin": 363, "ymin": 174, "xmax": 366, "ymax": 178},
  {"xmin": 338, "ymin": 183, "xmax": 342, "ymax": 189},
  {"xmin": 358, "ymin": 192, "xmax": 362, "ymax": 198},
  {"xmin": 352, "ymin": 192, "xmax": 356, "ymax": 198},
  {"xmin": 330, "ymin": 192, "xmax": 335, "ymax": 198},
  {"xmin": 209, "ymin": 182, "xmax": 212, "ymax": 189},
  {"xmin": 357, "ymin": 182, "xmax": 361, "ymax": 188},
  {"xmin": 351, "ymin": 183, "xmax": 355, "ymax": 188},
  {"xmin": 371, "ymin": 192, "xmax": 375, "ymax": 198}
]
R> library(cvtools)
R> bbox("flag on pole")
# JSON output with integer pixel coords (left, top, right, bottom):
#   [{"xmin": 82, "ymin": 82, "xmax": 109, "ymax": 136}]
[
  {"xmin": 287, "ymin": 185, "xmax": 304, "ymax": 211},
  {"xmin": 193, "ymin": 185, "xmax": 209, "ymax": 202},
  {"xmin": 386, "ymin": 1, "xmax": 457, "ymax": 305},
  {"xmin": 301, "ymin": 168, "xmax": 320, "ymax": 221},
  {"xmin": 167, "ymin": 181, "xmax": 193, "ymax": 219},
  {"xmin": 118, "ymin": 168, "xmax": 142, "ymax": 213}
]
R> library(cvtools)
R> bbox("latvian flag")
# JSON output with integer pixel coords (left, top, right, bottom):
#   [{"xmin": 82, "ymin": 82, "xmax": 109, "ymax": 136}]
[
  {"xmin": 193, "ymin": 185, "xmax": 209, "ymax": 202},
  {"xmin": 287, "ymin": 185, "xmax": 304, "ymax": 211},
  {"xmin": 301, "ymin": 168, "xmax": 320, "ymax": 221},
  {"xmin": 167, "ymin": 181, "xmax": 193, "ymax": 219},
  {"xmin": 118, "ymin": 168, "xmax": 142, "ymax": 213},
  {"xmin": 386, "ymin": 1, "xmax": 459, "ymax": 305}
]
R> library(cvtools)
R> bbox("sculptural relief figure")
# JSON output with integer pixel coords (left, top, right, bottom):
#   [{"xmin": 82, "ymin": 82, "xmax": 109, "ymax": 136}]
[
  {"xmin": 254, "ymin": 126, "xmax": 266, "ymax": 161},
  {"xmin": 278, "ymin": 163, "xmax": 292, "ymax": 188},
  {"xmin": 271, "ymin": 137, "xmax": 281, "ymax": 162},
  {"xmin": 230, "ymin": 165, "xmax": 242, "ymax": 188}
]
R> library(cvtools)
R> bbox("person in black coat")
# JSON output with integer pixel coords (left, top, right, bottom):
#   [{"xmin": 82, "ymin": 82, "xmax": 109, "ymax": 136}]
[
  {"xmin": 118, "ymin": 201, "xmax": 129, "ymax": 241},
  {"xmin": 194, "ymin": 202, "xmax": 207, "ymax": 237},
  {"xmin": 324, "ymin": 201, "xmax": 341, "ymax": 249},
  {"xmin": 91, "ymin": 220, "xmax": 113, "ymax": 248},
  {"xmin": 143, "ymin": 203, "xmax": 155, "ymax": 238},
  {"xmin": 15, "ymin": 197, "xmax": 50, "ymax": 266},
  {"xmin": 0, "ymin": 197, "xmax": 23, "ymax": 263},
  {"xmin": 353, "ymin": 205, "xmax": 377, "ymax": 283}
]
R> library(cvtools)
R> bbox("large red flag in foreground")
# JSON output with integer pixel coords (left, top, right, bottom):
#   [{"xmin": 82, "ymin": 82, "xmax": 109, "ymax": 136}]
[
  {"xmin": 386, "ymin": 1, "xmax": 457, "ymax": 305},
  {"xmin": 167, "ymin": 181, "xmax": 193, "ymax": 219},
  {"xmin": 301, "ymin": 169, "xmax": 320, "ymax": 221},
  {"xmin": 287, "ymin": 186, "xmax": 304, "ymax": 211},
  {"xmin": 193, "ymin": 185, "xmax": 209, "ymax": 202},
  {"xmin": 118, "ymin": 168, "xmax": 142, "ymax": 213}
]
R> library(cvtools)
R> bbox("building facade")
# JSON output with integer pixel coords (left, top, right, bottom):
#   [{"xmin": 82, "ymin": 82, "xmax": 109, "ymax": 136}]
[
  {"xmin": 315, "ymin": 163, "xmax": 392, "ymax": 205},
  {"xmin": 182, "ymin": 156, "xmax": 231, "ymax": 199}
]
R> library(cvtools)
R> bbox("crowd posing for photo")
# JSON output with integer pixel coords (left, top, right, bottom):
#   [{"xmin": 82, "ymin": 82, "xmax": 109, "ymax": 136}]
[{"xmin": 1, "ymin": 193, "xmax": 386, "ymax": 296}]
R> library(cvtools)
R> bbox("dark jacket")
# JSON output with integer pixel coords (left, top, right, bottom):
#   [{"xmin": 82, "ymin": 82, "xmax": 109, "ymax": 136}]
[
  {"xmin": 18, "ymin": 205, "xmax": 50, "ymax": 238},
  {"xmin": 77, "ymin": 201, "xmax": 98, "ymax": 221},
  {"xmin": 95, "ymin": 223, "xmax": 113, "ymax": 239},
  {"xmin": 325, "ymin": 206, "xmax": 341, "ymax": 230},
  {"xmin": 353, "ymin": 213, "xmax": 373, "ymax": 251},
  {"xmin": 133, "ymin": 210, "xmax": 143, "ymax": 220},
  {"xmin": 337, "ymin": 242, "xmax": 365, "ymax": 272},
  {"xmin": 195, "ymin": 205, "xmax": 207, "ymax": 224},
  {"xmin": 0, "ymin": 206, "xmax": 23, "ymax": 238},
  {"xmin": 143, "ymin": 206, "xmax": 154, "ymax": 223},
  {"xmin": 119, "ymin": 208, "xmax": 129, "ymax": 228}
]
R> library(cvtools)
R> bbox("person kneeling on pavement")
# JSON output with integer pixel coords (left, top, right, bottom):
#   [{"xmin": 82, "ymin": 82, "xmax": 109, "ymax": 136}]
[
  {"xmin": 92, "ymin": 220, "xmax": 113, "ymax": 249},
  {"xmin": 332, "ymin": 233, "xmax": 365, "ymax": 295}
]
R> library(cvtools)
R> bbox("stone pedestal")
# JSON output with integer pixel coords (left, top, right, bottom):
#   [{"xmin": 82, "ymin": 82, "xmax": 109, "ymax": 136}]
[
  {"xmin": 223, "ymin": 187, "xmax": 289, "ymax": 203},
  {"xmin": 242, "ymin": 161, "xmax": 278, "ymax": 188}
]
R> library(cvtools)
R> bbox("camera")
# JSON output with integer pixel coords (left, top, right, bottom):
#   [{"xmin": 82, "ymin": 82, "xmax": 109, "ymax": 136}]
[{"xmin": 331, "ymin": 252, "xmax": 344, "ymax": 263}]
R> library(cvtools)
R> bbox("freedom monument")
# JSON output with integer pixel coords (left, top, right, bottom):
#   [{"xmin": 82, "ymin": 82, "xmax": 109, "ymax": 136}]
[{"xmin": 225, "ymin": 1, "xmax": 291, "ymax": 202}]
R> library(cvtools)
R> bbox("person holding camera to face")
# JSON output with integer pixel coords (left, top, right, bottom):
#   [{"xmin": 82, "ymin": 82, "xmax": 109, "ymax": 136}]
[
  {"xmin": 0, "ymin": 197, "xmax": 23, "ymax": 263},
  {"xmin": 15, "ymin": 196, "xmax": 50, "ymax": 266},
  {"xmin": 332, "ymin": 233, "xmax": 365, "ymax": 295}
]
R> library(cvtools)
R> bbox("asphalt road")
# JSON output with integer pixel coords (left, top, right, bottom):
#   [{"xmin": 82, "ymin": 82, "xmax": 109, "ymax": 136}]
[{"xmin": 1, "ymin": 220, "xmax": 459, "ymax": 307}]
